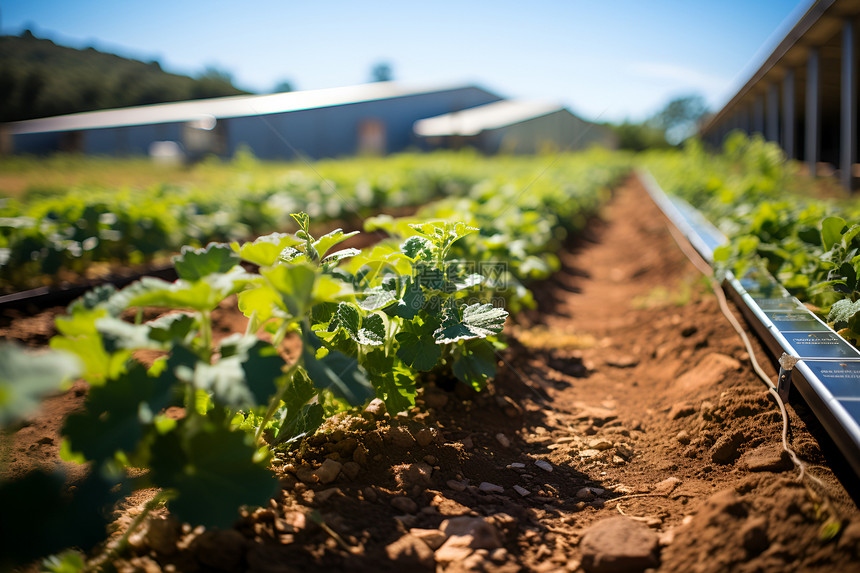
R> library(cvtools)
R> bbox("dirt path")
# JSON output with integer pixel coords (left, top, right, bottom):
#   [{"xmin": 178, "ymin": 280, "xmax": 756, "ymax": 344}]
[{"xmin": 5, "ymin": 175, "xmax": 860, "ymax": 572}]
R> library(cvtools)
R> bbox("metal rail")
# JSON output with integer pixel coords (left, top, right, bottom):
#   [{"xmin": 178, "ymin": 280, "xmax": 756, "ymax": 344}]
[{"xmin": 639, "ymin": 168, "xmax": 860, "ymax": 479}]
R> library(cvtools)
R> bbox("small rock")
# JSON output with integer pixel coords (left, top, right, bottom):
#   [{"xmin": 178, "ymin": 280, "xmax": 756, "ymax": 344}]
[
  {"xmin": 607, "ymin": 355, "xmax": 639, "ymax": 368},
  {"xmin": 388, "ymin": 426, "xmax": 417, "ymax": 448},
  {"xmin": 579, "ymin": 516, "xmax": 659, "ymax": 573},
  {"xmin": 296, "ymin": 465, "xmax": 318, "ymax": 484},
  {"xmin": 395, "ymin": 462, "xmax": 434, "ymax": 488},
  {"xmin": 588, "ymin": 438, "xmax": 613, "ymax": 451},
  {"xmin": 534, "ymin": 460, "xmax": 553, "ymax": 472},
  {"xmin": 710, "ymin": 431, "xmax": 745, "ymax": 464},
  {"xmin": 700, "ymin": 400, "xmax": 715, "ymax": 419},
  {"xmin": 415, "ymin": 427, "xmax": 436, "ymax": 447},
  {"xmin": 496, "ymin": 395, "xmax": 523, "ymax": 418},
  {"xmin": 424, "ymin": 455, "xmax": 438, "ymax": 465},
  {"xmin": 652, "ymin": 477, "xmax": 681, "ymax": 496},
  {"xmin": 362, "ymin": 486, "xmax": 377, "ymax": 502},
  {"xmin": 676, "ymin": 430, "xmax": 691, "ymax": 445},
  {"xmin": 478, "ymin": 482, "xmax": 504, "ymax": 494},
  {"xmin": 434, "ymin": 542, "xmax": 474, "ymax": 564},
  {"xmin": 615, "ymin": 443, "xmax": 634, "ymax": 459},
  {"xmin": 315, "ymin": 487, "xmax": 342, "ymax": 503},
  {"xmin": 460, "ymin": 436, "xmax": 474, "ymax": 449},
  {"xmin": 364, "ymin": 398, "xmax": 387, "ymax": 420},
  {"xmin": 579, "ymin": 449, "xmax": 601, "ymax": 459},
  {"xmin": 439, "ymin": 516, "xmax": 504, "ymax": 550},
  {"xmin": 315, "ymin": 459, "xmax": 343, "ymax": 484},
  {"xmin": 495, "ymin": 433, "xmax": 511, "ymax": 448},
  {"xmin": 446, "ymin": 479, "xmax": 467, "ymax": 492},
  {"xmin": 741, "ymin": 516, "xmax": 770, "ymax": 555},
  {"xmin": 513, "ymin": 485, "xmax": 530, "ymax": 497},
  {"xmin": 352, "ymin": 444, "xmax": 368, "ymax": 465},
  {"xmin": 669, "ymin": 403, "xmax": 696, "ymax": 419},
  {"xmin": 576, "ymin": 487, "xmax": 596, "ymax": 501},
  {"xmin": 143, "ymin": 516, "xmax": 181, "ymax": 556},
  {"xmin": 341, "ymin": 461, "xmax": 361, "ymax": 480},
  {"xmin": 410, "ymin": 528, "xmax": 447, "ymax": 550},
  {"xmin": 740, "ymin": 444, "xmax": 793, "ymax": 472},
  {"xmin": 386, "ymin": 534, "xmax": 436, "ymax": 570},
  {"xmin": 507, "ymin": 462, "xmax": 526, "ymax": 469},
  {"xmin": 391, "ymin": 496, "xmax": 419, "ymax": 514}
]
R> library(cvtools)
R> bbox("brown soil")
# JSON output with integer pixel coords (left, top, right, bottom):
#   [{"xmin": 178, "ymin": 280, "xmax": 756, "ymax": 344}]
[{"xmin": 4, "ymin": 175, "xmax": 860, "ymax": 572}]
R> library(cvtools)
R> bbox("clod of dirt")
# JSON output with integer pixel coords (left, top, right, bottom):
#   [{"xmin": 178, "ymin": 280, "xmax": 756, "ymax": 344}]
[
  {"xmin": 740, "ymin": 444, "xmax": 793, "ymax": 472},
  {"xmin": 385, "ymin": 534, "xmax": 435, "ymax": 570},
  {"xmin": 668, "ymin": 403, "xmax": 695, "ymax": 420},
  {"xmin": 675, "ymin": 353, "xmax": 741, "ymax": 392},
  {"xmin": 579, "ymin": 516, "xmax": 660, "ymax": 573},
  {"xmin": 710, "ymin": 430, "xmax": 746, "ymax": 464}
]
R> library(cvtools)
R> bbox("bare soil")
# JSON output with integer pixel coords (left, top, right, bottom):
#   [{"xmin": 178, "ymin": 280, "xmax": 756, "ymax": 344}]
[{"xmin": 3, "ymin": 175, "xmax": 860, "ymax": 572}]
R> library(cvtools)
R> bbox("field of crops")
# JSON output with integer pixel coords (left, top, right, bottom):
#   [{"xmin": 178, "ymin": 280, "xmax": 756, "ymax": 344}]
[
  {"xmin": 646, "ymin": 133, "xmax": 860, "ymax": 345},
  {"xmin": 2, "ymin": 145, "xmax": 860, "ymax": 573}
]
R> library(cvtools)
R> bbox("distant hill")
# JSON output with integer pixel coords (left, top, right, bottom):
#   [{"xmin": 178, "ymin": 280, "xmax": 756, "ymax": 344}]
[{"xmin": 0, "ymin": 31, "xmax": 250, "ymax": 123}]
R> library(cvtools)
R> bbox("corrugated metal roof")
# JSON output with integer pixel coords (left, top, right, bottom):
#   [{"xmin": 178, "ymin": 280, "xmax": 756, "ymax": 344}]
[
  {"xmin": 6, "ymin": 82, "xmax": 485, "ymax": 135},
  {"xmin": 413, "ymin": 100, "xmax": 563, "ymax": 137}
]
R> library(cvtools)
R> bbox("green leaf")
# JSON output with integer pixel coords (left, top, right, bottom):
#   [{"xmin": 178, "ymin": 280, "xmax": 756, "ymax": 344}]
[
  {"xmin": 291, "ymin": 212, "xmax": 310, "ymax": 233},
  {"xmin": 401, "ymin": 236, "xmax": 433, "ymax": 260},
  {"xmin": 828, "ymin": 299, "xmax": 860, "ymax": 330},
  {"xmin": 313, "ymin": 228, "xmax": 359, "ymax": 260},
  {"xmin": 95, "ymin": 316, "xmax": 159, "ymax": 353},
  {"xmin": 395, "ymin": 331, "xmax": 440, "ymax": 371},
  {"xmin": 387, "ymin": 277, "xmax": 425, "ymax": 319},
  {"xmin": 434, "ymin": 303, "xmax": 509, "ymax": 344},
  {"xmin": 63, "ymin": 361, "xmax": 173, "ymax": 463},
  {"xmin": 0, "ymin": 470, "xmax": 116, "ymax": 570},
  {"xmin": 147, "ymin": 312, "xmax": 196, "ymax": 344},
  {"xmin": 302, "ymin": 330, "xmax": 373, "ymax": 407},
  {"xmin": 126, "ymin": 269, "xmax": 256, "ymax": 311},
  {"xmin": 821, "ymin": 217, "xmax": 848, "ymax": 251},
  {"xmin": 452, "ymin": 339, "xmax": 497, "ymax": 390},
  {"xmin": 322, "ymin": 247, "xmax": 361, "ymax": 265},
  {"xmin": 173, "ymin": 243, "xmax": 240, "ymax": 281},
  {"xmin": 275, "ymin": 370, "xmax": 323, "ymax": 445},
  {"xmin": 0, "ymin": 343, "xmax": 81, "ymax": 427},
  {"xmin": 262, "ymin": 263, "xmax": 318, "ymax": 317},
  {"xmin": 332, "ymin": 303, "xmax": 385, "ymax": 346},
  {"xmin": 231, "ymin": 233, "xmax": 303, "ymax": 267},
  {"xmin": 357, "ymin": 286, "xmax": 398, "ymax": 311},
  {"xmin": 149, "ymin": 422, "xmax": 278, "ymax": 528}
]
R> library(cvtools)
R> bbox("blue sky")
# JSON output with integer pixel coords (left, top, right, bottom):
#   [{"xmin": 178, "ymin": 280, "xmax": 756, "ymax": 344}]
[{"xmin": 2, "ymin": 0, "xmax": 808, "ymax": 123}]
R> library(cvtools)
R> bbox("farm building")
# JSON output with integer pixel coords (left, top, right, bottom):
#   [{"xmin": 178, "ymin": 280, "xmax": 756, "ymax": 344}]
[
  {"xmin": 700, "ymin": 0, "xmax": 860, "ymax": 189},
  {"xmin": 413, "ymin": 100, "xmax": 617, "ymax": 154},
  {"xmin": 1, "ymin": 82, "xmax": 503, "ymax": 160}
]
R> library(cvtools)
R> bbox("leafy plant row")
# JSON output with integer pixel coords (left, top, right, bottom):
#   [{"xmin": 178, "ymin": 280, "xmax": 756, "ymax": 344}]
[
  {"xmin": 645, "ymin": 132, "xmax": 860, "ymax": 342},
  {"xmin": 0, "ymin": 151, "xmax": 481, "ymax": 293},
  {"xmin": 0, "ymin": 150, "xmax": 629, "ymax": 569}
]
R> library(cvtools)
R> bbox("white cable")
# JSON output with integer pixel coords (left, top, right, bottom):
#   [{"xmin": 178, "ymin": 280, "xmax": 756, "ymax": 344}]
[{"xmin": 663, "ymin": 222, "xmax": 828, "ymax": 491}]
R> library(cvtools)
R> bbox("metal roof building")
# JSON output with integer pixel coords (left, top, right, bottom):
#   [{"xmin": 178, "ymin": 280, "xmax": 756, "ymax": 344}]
[
  {"xmin": 700, "ymin": 0, "xmax": 860, "ymax": 189},
  {"xmin": 413, "ymin": 100, "xmax": 617, "ymax": 154},
  {"xmin": 2, "ymin": 82, "xmax": 503, "ymax": 160}
]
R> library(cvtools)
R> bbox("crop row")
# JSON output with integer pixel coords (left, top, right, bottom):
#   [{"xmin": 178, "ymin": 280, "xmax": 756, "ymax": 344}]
[
  {"xmin": 645, "ymin": 132, "xmax": 860, "ymax": 344},
  {"xmin": 0, "ymin": 152, "xmax": 489, "ymax": 294},
  {"xmin": 0, "ymin": 149, "xmax": 629, "ymax": 569}
]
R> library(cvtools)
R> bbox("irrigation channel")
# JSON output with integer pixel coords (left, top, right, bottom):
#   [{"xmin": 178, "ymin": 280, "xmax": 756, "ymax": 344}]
[{"xmin": 3, "ymin": 175, "xmax": 860, "ymax": 572}]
